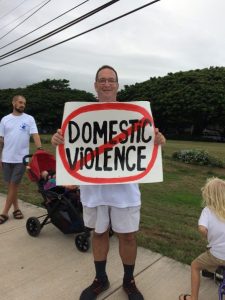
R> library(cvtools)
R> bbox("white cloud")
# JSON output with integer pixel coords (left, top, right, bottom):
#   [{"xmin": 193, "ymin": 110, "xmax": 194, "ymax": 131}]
[{"xmin": 0, "ymin": 0, "xmax": 224, "ymax": 95}]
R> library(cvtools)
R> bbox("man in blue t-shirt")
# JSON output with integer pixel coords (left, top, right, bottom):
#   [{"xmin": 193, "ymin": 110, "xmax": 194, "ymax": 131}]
[{"xmin": 0, "ymin": 95, "xmax": 42, "ymax": 224}]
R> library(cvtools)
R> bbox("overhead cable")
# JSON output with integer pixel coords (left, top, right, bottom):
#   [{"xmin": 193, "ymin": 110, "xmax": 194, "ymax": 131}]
[
  {"xmin": 0, "ymin": 0, "xmax": 29, "ymax": 20},
  {"xmin": 0, "ymin": 0, "xmax": 51, "ymax": 41},
  {"xmin": 0, "ymin": 0, "xmax": 160, "ymax": 68},
  {"xmin": 0, "ymin": 0, "xmax": 90, "ymax": 50},
  {"xmin": 0, "ymin": 0, "xmax": 119, "ymax": 60},
  {"xmin": 0, "ymin": 0, "xmax": 51, "ymax": 31}
]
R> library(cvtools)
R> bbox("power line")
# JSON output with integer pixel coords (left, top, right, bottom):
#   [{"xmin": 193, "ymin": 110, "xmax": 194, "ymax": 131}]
[
  {"xmin": 0, "ymin": 0, "xmax": 119, "ymax": 60},
  {"xmin": 0, "ymin": 0, "xmax": 29, "ymax": 20},
  {"xmin": 0, "ymin": 0, "xmax": 90, "ymax": 50},
  {"xmin": 0, "ymin": 0, "xmax": 51, "ymax": 41},
  {"xmin": 0, "ymin": 0, "xmax": 50, "ymax": 31},
  {"xmin": 0, "ymin": 0, "xmax": 160, "ymax": 68}
]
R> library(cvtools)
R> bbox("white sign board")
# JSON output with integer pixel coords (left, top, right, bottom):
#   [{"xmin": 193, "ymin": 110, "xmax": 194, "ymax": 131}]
[{"xmin": 56, "ymin": 101, "xmax": 163, "ymax": 185}]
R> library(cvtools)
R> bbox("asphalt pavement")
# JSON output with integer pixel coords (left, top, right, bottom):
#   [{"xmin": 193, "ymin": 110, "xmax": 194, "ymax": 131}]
[{"xmin": 0, "ymin": 193, "xmax": 219, "ymax": 300}]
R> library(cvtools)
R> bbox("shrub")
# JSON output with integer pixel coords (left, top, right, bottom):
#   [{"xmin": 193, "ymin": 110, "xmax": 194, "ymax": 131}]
[{"xmin": 172, "ymin": 149, "xmax": 225, "ymax": 168}]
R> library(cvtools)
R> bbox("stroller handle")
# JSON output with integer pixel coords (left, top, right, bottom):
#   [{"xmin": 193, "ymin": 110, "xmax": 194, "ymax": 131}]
[{"xmin": 23, "ymin": 154, "xmax": 33, "ymax": 166}]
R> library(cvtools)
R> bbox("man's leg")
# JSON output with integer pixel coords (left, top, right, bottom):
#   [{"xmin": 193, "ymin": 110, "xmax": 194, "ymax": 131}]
[
  {"xmin": 80, "ymin": 207, "xmax": 110, "ymax": 300},
  {"xmin": 92, "ymin": 230, "xmax": 110, "ymax": 261},
  {"xmin": 92, "ymin": 230, "xmax": 110, "ymax": 281},
  {"xmin": 1, "ymin": 163, "xmax": 25, "ymax": 218},
  {"xmin": 2, "ymin": 182, "xmax": 19, "ymax": 216},
  {"xmin": 113, "ymin": 203, "xmax": 144, "ymax": 300},
  {"xmin": 118, "ymin": 232, "xmax": 137, "ymax": 265},
  {"xmin": 117, "ymin": 232, "xmax": 144, "ymax": 300},
  {"xmin": 80, "ymin": 232, "xmax": 110, "ymax": 300}
]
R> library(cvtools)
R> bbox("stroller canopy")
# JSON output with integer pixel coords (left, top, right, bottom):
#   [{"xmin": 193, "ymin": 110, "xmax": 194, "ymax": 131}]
[{"xmin": 27, "ymin": 150, "xmax": 56, "ymax": 182}]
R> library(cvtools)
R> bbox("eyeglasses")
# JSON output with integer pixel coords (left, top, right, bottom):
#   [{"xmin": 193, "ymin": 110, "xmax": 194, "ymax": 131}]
[{"xmin": 97, "ymin": 78, "xmax": 117, "ymax": 84}]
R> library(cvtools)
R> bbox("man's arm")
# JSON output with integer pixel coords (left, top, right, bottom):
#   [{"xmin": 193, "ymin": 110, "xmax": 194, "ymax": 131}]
[
  {"xmin": 32, "ymin": 133, "xmax": 42, "ymax": 149},
  {"xmin": 0, "ymin": 136, "xmax": 4, "ymax": 167}
]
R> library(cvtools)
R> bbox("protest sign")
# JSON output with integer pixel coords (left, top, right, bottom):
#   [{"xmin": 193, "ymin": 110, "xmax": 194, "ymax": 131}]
[{"xmin": 56, "ymin": 101, "xmax": 163, "ymax": 185}]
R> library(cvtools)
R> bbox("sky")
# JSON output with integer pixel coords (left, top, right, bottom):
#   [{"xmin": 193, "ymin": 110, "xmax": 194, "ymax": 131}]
[{"xmin": 0, "ymin": 0, "xmax": 224, "ymax": 95}]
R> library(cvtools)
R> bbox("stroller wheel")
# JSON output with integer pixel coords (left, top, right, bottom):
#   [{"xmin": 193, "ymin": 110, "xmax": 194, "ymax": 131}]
[
  {"xmin": 26, "ymin": 217, "xmax": 41, "ymax": 237},
  {"xmin": 75, "ymin": 234, "xmax": 90, "ymax": 252}
]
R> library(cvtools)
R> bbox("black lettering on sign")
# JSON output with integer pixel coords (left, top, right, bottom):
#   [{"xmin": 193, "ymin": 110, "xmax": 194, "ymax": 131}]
[
  {"xmin": 93, "ymin": 121, "xmax": 107, "ymax": 144},
  {"xmin": 66, "ymin": 117, "xmax": 153, "ymax": 173},
  {"xmin": 68, "ymin": 121, "xmax": 80, "ymax": 143},
  {"xmin": 82, "ymin": 122, "xmax": 92, "ymax": 143}
]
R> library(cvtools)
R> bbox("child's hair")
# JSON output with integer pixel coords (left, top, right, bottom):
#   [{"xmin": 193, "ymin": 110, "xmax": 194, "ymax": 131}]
[{"xmin": 201, "ymin": 177, "xmax": 225, "ymax": 220}]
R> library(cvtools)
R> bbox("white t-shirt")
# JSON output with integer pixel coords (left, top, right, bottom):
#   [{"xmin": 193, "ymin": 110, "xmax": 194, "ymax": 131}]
[
  {"xmin": 80, "ymin": 183, "xmax": 141, "ymax": 208},
  {"xmin": 0, "ymin": 113, "xmax": 38, "ymax": 163},
  {"xmin": 198, "ymin": 207, "xmax": 225, "ymax": 260}
]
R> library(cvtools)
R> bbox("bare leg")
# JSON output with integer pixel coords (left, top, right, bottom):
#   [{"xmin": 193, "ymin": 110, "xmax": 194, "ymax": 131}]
[
  {"xmin": 190, "ymin": 260, "xmax": 202, "ymax": 300},
  {"xmin": 117, "ymin": 232, "xmax": 137, "ymax": 264},
  {"xmin": 179, "ymin": 259, "xmax": 204, "ymax": 300},
  {"xmin": 2, "ymin": 183, "xmax": 19, "ymax": 216},
  {"xmin": 92, "ymin": 230, "xmax": 110, "ymax": 261}
]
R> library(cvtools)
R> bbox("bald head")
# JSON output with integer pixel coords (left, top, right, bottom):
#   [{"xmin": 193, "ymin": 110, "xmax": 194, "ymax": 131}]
[{"xmin": 12, "ymin": 95, "xmax": 26, "ymax": 115}]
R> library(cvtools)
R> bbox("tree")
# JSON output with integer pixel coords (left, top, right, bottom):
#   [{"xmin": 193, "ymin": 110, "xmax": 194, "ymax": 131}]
[
  {"xmin": 26, "ymin": 79, "xmax": 71, "ymax": 90},
  {"xmin": 118, "ymin": 67, "xmax": 225, "ymax": 137},
  {"xmin": 1, "ymin": 69, "xmax": 225, "ymax": 139},
  {"xmin": 0, "ymin": 79, "xmax": 96, "ymax": 133}
]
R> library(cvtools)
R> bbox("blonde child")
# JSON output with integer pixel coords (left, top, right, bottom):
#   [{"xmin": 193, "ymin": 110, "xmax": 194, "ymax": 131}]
[{"xmin": 179, "ymin": 177, "xmax": 225, "ymax": 300}]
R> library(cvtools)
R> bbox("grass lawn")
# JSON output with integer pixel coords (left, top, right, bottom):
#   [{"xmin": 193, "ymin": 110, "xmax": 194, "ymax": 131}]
[{"xmin": 0, "ymin": 137, "xmax": 224, "ymax": 264}]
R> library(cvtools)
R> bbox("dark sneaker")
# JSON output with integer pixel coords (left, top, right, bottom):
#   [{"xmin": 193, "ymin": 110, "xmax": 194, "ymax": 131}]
[
  {"xmin": 123, "ymin": 279, "xmax": 144, "ymax": 300},
  {"xmin": 79, "ymin": 278, "xmax": 110, "ymax": 300}
]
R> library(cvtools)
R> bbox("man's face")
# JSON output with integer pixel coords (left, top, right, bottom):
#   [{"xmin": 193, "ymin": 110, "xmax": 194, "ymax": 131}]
[
  {"xmin": 94, "ymin": 68, "xmax": 119, "ymax": 102},
  {"xmin": 13, "ymin": 97, "xmax": 26, "ymax": 113}
]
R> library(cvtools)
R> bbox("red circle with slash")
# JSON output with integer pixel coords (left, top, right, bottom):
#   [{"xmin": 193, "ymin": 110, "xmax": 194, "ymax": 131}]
[{"xmin": 58, "ymin": 102, "xmax": 158, "ymax": 184}]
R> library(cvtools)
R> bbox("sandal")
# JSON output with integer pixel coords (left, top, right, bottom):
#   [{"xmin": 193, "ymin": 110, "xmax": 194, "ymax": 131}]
[
  {"xmin": 13, "ymin": 209, "xmax": 24, "ymax": 219},
  {"xmin": 179, "ymin": 294, "xmax": 191, "ymax": 300},
  {"xmin": 0, "ymin": 214, "xmax": 9, "ymax": 224}
]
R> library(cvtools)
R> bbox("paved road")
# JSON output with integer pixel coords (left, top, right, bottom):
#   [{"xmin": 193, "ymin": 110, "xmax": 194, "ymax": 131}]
[{"xmin": 0, "ymin": 194, "xmax": 218, "ymax": 300}]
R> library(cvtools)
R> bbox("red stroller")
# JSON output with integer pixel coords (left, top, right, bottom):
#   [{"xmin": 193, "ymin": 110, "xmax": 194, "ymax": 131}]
[{"xmin": 23, "ymin": 149, "xmax": 91, "ymax": 252}]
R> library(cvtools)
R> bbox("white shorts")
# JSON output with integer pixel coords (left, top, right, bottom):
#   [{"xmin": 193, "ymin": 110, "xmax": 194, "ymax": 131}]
[{"xmin": 83, "ymin": 205, "xmax": 141, "ymax": 234}]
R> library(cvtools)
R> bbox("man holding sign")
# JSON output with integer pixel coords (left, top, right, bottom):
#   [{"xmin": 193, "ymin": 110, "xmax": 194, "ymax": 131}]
[{"xmin": 52, "ymin": 65, "xmax": 165, "ymax": 300}]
